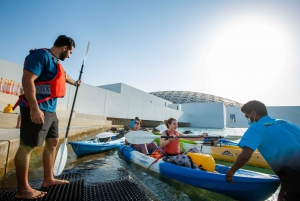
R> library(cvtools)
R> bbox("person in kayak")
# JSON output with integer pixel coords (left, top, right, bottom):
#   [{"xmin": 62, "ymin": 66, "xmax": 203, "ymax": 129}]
[
  {"xmin": 226, "ymin": 100, "xmax": 300, "ymax": 201},
  {"xmin": 125, "ymin": 117, "xmax": 159, "ymax": 154},
  {"xmin": 160, "ymin": 118, "xmax": 207, "ymax": 168},
  {"xmin": 129, "ymin": 117, "xmax": 139, "ymax": 129}
]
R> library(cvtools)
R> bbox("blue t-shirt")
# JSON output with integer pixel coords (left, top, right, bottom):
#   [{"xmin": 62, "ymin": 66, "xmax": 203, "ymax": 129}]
[
  {"xmin": 20, "ymin": 49, "xmax": 58, "ymax": 112},
  {"xmin": 238, "ymin": 116, "xmax": 300, "ymax": 174}
]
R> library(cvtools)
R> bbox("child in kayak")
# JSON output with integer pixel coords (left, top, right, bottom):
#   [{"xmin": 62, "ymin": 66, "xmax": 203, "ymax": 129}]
[
  {"xmin": 160, "ymin": 117, "xmax": 207, "ymax": 168},
  {"xmin": 125, "ymin": 117, "xmax": 159, "ymax": 154}
]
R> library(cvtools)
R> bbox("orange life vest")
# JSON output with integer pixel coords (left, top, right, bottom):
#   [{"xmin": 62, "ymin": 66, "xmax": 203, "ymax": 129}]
[
  {"xmin": 164, "ymin": 130, "xmax": 181, "ymax": 155},
  {"xmin": 13, "ymin": 48, "xmax": 66, "ymax": 110}
]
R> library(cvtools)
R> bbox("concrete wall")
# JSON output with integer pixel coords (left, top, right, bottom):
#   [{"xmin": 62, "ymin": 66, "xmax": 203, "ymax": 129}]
[
  {"xmin": 99, "ymin": 83, "xmax": 172, "ymax": 107},
  {"xmin": 225, "ymin": 106, "xmax": 300, "ymax": 128},
  {"xmin": 168, "ymin": 104, "xmax": 182, "ymax": 111},
  {"xmin": 60, "ymin": 83, "xmax": 188, "ymax": 122},
  {"xmin": 60, "ymin": 83, "xmax": 107, "ymax": 116},
  {"xmin": 97, "ymin": 83, "xmax": 121, "ymax": 94},
  {"xmin": 98, "ymin": 83, "xmax": 188, "ymax": 122},
  {"xmin": 181, "ymin": 102, "xmax": 225, "ymax": 128},
  {"xmin": 267, "ymin": 106, "xmax": 300, "ymax": 127},
  {"xmin": 225, "ymin": 106, "xmax": 248, "ymax": 128},
  {"xmin": 2, "ymin": 59, "xmax": 300, "ymax": 129},
  {"xmin": 101, "ymin": 85, "xmax": 189, "ymax": 122},
  {"xmin": 0, "ymin": 59, "xmax": 22, "ymax": 83}
]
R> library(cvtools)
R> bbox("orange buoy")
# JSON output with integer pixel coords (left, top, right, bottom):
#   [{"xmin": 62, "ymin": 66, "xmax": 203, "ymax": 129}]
[
  {"xmin": 4, "ymin": 79, "xmax": 9, "ymax": 94},
  {"xmin": 10, "ymin": 81, "xmax": 15, "ymax": 95},
  {"xmin": 15, "ymin": 82, "xmax": 21, "ymax": 96}
]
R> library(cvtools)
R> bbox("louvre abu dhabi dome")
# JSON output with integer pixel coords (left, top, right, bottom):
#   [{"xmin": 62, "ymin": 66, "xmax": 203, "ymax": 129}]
[{"xmin": 150, "ymin": 91, "xmax": 243, "ymax": 107}]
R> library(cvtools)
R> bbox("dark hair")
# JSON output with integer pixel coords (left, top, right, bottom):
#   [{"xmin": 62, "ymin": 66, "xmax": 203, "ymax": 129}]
[
  {"xmin": 135, "ymin": 117, "xmax": 142, "ymax": 125},
  {"xmin": 54, "ymin": 35, "xmax": 75, "ymax": 50},
  {"xmin": 110, "ymin": 127, "xmax": 117, "ymax": 132},
  {"xmin": 241, "ymin": 100, "xmax": 268, "ymax": 116},
  {"xmin": 164, "ymin": 118, "xmax": 177, "ymax": 128}
]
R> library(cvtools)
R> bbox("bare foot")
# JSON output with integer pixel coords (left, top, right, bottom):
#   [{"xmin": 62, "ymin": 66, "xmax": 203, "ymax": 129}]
[
  {"xmin": 16, "ymin": 125, "xmax": 20, "ymax": 128},
  {"xmin": 42, "ymin": 179, "xmax": 69, "ymax": 188},
  {"xmin": 14, "ymin": 188, "xmax": 47, "ymax": 199}
]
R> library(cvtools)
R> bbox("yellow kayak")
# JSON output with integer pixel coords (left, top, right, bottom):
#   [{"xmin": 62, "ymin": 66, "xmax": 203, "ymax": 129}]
[{"xmin": 182, "ymin": 143, "xmax": 271, "ymax": 169}]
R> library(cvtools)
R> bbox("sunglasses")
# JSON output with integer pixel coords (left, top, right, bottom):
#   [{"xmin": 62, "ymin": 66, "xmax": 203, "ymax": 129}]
[{"xmin": 134, "ymin": 122, "xmax": 140, "ymax": 124}]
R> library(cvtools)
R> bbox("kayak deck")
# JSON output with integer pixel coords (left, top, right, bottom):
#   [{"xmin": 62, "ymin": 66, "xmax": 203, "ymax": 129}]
[
  {"xmin": 182, "ymin": 142, "xmax": 271, "ymax": 169},
  {"xmin": 69, "ymin": 137, "xmax": 125, "ymax": 156}
]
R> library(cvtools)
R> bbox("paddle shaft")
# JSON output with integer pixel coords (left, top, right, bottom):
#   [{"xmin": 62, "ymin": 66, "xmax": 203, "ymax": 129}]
[
  {"xmin": 162, "ymin": 136, "xmax": 203, "ymax": 139},
  {"xmin": 65, "ymin": 68, "xmax": 83, "ymax": 138},
  {"xmin": 53, "ymin": 42, "xmax": 90, "ymax": 176}
]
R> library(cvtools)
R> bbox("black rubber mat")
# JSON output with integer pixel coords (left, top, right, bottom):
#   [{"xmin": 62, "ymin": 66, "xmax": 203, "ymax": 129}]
[{"xmin": 0, "ymin": 168, "xmax": 152, "ymax": 201}]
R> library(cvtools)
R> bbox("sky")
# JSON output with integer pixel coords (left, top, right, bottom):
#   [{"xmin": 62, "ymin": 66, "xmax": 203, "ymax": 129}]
[{"xmin": 0, "ymin": 0, "xmax": 299, "ymax": 106}]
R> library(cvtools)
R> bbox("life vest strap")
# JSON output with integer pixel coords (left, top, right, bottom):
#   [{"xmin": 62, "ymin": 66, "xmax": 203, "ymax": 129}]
[
  {"xmin": 35, "ymin": 81, "xmax": 51, "ymax": 85},
  {"xmin": 12, "ymin": 95, "xmax": 52, "ymax": 111},
  {"xmin": 37, "ymin": 96, "xmax": 52, "ymax": 103},
  {"xmin": 12, "ymin": 95, "xmax": 26, "ymax": 110}
]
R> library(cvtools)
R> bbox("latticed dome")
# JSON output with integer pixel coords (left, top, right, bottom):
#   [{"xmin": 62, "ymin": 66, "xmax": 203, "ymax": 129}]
[{"xmin": 150, "ymin": 91, "xmax": 242, "ymax": 107}]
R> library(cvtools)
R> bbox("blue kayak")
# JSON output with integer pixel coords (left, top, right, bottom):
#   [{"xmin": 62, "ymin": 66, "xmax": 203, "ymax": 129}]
[
  {"xmin": 69, "ymin": 137, "xmax": 125, "ymax": 157},
  {"xmin": 118, "ymin": 144, "xmax": 280, "ymax": 201}
]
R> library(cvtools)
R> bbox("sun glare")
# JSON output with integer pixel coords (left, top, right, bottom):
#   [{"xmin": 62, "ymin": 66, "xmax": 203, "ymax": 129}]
[{"xmin": 198, "ymin": 16, "xmax": 296, "ymax": 102}]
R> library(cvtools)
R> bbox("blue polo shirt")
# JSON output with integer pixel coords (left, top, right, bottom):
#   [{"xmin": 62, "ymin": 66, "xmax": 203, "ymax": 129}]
[
  {"xmin": 238, "ymin": 116, "xmax": 300, "ymax": 174},
  {"xmin": 20, "ymin": 49, "xmax": 58, "ymax": 112}
]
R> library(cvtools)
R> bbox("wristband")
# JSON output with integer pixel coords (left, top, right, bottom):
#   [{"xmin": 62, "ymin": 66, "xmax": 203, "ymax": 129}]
[{"xmin": 73, "ymin": 80, "xmax": 77, "ymax": 86}]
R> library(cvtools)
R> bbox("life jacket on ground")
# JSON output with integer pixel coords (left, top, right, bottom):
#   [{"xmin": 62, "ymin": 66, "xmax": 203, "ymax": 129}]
[
  {"xmin": 149, "ymin": 150, "xmax": 162, "ymax": 159},
  {"xmin": 13, "ymin": 48, "xmax": 66, "ymax": 110},
  {"xmin": 163, "ymin": 130, "xmax": 181, "ymax": 155}
]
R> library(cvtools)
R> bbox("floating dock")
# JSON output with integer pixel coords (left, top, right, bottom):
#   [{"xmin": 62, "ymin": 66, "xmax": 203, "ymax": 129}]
[{"xmin": 0, "ymin": 168, "xmax": 155, "ymax": 201}]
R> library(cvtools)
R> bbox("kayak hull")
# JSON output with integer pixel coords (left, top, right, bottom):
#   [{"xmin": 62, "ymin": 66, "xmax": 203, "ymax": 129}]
[
  {"xmin": 182, "ymin": 143, "xmax": 271, "ymax": 169},
  {"xmin": 69, "ymin": 137, "xmax": 125, "ymax": 156},
  {"xmin": 118, "ymin": 144, "xmax": 279, "ymax": 201}
]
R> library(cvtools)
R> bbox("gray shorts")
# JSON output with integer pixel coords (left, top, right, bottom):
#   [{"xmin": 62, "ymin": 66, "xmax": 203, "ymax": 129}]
[{"xmin": 20, "ymin": 107, "xmax": 59, "ymax": 147}]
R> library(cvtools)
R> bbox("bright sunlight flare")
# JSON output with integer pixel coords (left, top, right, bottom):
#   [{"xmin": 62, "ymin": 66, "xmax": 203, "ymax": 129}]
[{"xmin": 199, "ymin": 15, "xmax": 297, "ymax": 104}]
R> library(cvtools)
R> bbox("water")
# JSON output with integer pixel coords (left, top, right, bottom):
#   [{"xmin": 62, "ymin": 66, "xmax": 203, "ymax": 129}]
[
  {"xmin": 177, "ymin": 127, "xmax": 247, "ymax": 138},
  {"xmin": 0, "ymin": 128, "xmax": 279, "ymax": 201}
]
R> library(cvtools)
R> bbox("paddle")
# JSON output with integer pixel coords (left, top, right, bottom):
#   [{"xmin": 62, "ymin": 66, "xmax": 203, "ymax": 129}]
[
  {"xmin": 96, "ymin": 132, "xmax": 116, "ymax": 139},
  {"xmin": 218, "ymin": 139, "xmax": 238, "ymax": 146},
  {"xmin": 126, "ymin": 131, "xmax": 213, "ymax": 144},
  {"xmin": 53, "ymin": 41, "xmax": 90, "ymax": 176}
]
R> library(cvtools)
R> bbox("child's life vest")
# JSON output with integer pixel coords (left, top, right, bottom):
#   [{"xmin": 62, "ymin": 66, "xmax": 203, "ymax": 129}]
[{"xmin": 12, "ymin": 48, "xmax": 66, "ymax": 110}]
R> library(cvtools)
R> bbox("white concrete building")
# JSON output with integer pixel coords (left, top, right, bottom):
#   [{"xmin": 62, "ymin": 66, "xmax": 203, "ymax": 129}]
[{"xmin": 1, "ymin": 59, "xmax": 300, "ymax": 129}]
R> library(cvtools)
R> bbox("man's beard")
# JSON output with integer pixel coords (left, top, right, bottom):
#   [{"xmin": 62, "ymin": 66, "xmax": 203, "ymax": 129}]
[{"xmin": 59, "ymin": 51, "xmax": 68, "ymax": 61}]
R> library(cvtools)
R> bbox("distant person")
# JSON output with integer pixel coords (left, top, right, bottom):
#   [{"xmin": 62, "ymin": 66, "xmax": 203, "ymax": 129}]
[
  {"xmin": 13, "ymin": 35, "xmax": 81, "ymax": 199},
  {"xmin": 225, "ymin": 100, "xmax": 300, "ymax": 201},
  {"xmin": 160, "ymin": 118, "xmax": 207, "ymax": 168},
  {"xmin": 126, "ymin": 117, "xmax": 159, "ymax": 154},
  {"xmin": 16, "ymin": 86, "xmax": 24, "ymax": 128}
]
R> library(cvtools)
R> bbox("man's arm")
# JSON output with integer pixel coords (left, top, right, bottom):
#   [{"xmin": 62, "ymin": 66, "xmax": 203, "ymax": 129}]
[
  {"xmin": 66, "ymin": 74, "xmax": 81, "ymax": 86},
  {"xmin": 22, "ymin": 70, "xmax": 44, "ymax": 124},
  {"xmin": 225, "ymin": 146, "xmax": 254, "ymax": 183}
]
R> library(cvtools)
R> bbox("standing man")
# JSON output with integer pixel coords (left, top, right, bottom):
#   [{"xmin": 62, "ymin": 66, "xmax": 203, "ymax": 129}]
[
  {"xmin": 14, "ymin": 35, "xmax": 81, "ymax": 199},
  {"xmin": 226, "ymin": 100, "xmax": 300, "ymax": 201}
]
